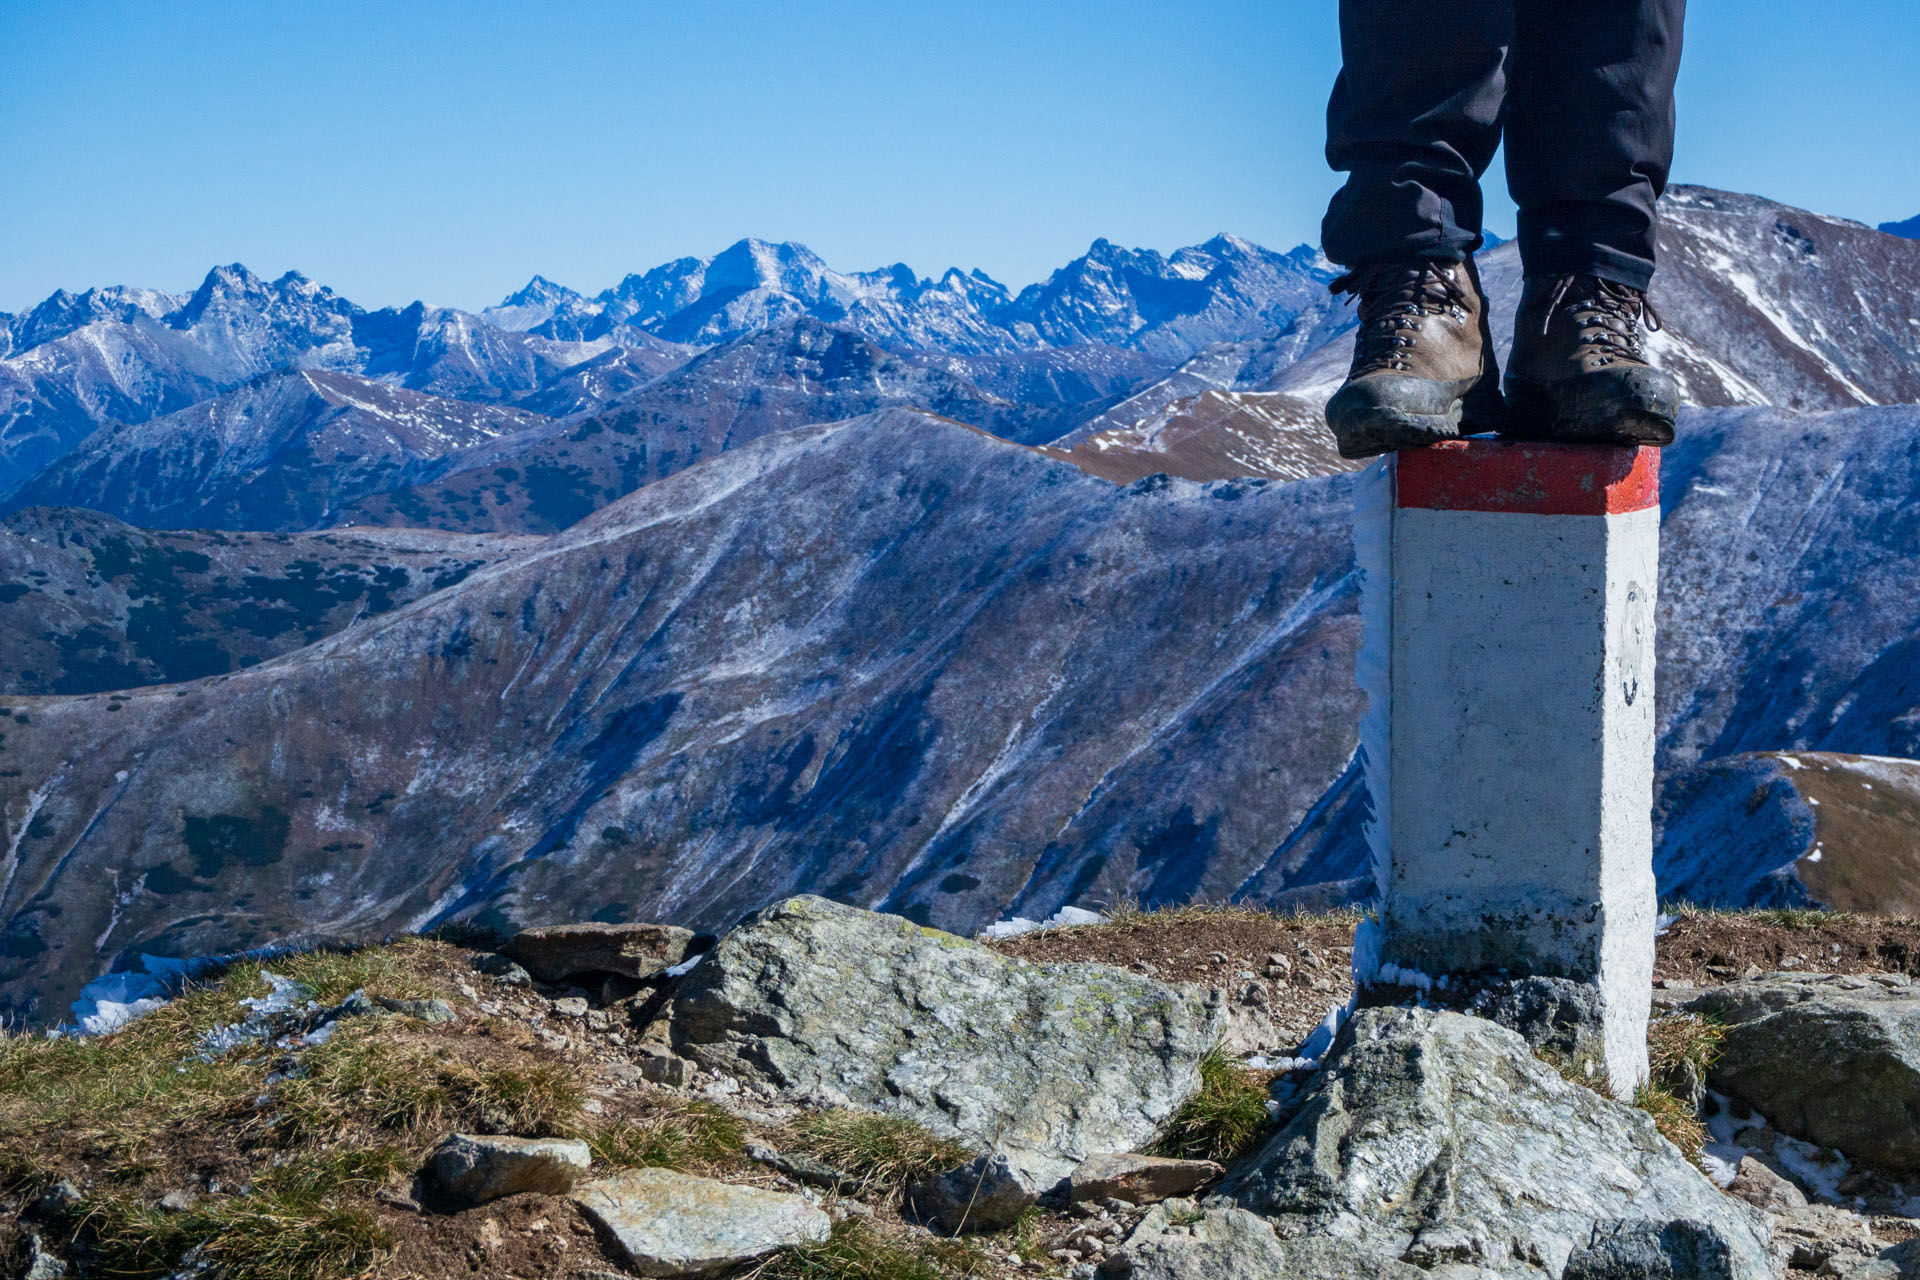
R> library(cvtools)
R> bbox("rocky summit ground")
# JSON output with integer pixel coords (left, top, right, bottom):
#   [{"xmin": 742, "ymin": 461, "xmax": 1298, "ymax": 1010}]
[{"xmin": 10, "ymin": 901, "xmax": 1920, "ymax": 1279}]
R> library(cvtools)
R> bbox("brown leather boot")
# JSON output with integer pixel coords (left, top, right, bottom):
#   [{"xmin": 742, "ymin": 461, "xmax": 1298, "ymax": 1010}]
[
  {"xmin": 1323, "ymin": 257, "xmax": 1505, "ymax": 460},
  {"xmin": 1504, "ymin": 275, "xmax": 1680, "ymax": 446}
]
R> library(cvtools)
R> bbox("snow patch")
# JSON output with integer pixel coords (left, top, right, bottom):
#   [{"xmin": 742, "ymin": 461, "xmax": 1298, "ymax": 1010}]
[{"xmin": 978, "ymin": 904, "xmax": 1107, "ymax": 940}]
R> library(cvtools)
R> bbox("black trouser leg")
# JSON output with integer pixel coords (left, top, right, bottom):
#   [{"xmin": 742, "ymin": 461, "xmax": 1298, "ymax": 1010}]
[
  {"xmin": 1506, "ymin": 0, "xmax": 1685, "ymax": 289},
  {"xmin": 1324, "ymin": 0, "xmax": 1685, "ymax": 287},
  {"xmin": 1323, "ymin": 0, "xmax": 1511, "ymax": 268}
]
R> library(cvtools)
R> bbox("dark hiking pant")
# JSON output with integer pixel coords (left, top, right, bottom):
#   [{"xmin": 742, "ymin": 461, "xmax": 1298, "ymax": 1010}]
[{"xmin": 1323, "ymin": 0, "xmax": 1685, "ymax": 290}]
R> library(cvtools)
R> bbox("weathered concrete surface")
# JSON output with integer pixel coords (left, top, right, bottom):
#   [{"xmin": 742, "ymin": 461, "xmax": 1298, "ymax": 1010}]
[
  {"xmin": 570, "ymin": 1167, "xmax": 830, "ymax": 1276},
  {"xmin": 1226, "ymin": 1008, "xmax": 1775, "ymax": 1278},
  {"xmin": 504, "ymin": 921, "xmax": 696, "ymax": 983},
  {"xmin": 425, "ymin": 1133, "xmax": 591, "ymax": 1206},
  {"xmin": 1685, "ymin": 972, "xmax": 1920, "ymax": 1171},
  {"xmin": 667, "ymin": 895, "xmax": 1225, "ymax": 1186},
  {"xmin": 1357, "ymin": 443, "xmax": 1660, "ymax": 1096}
]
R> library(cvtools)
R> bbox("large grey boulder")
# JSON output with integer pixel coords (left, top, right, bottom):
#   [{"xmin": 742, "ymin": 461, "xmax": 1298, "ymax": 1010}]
[
  {"xmin": 571, "ymin": 1167, "xmax": 830, "ymax": 1276},
  {"xmin": 425, "ymin": 1133, "xmax": 592, "ymax": 1207},
  {"xmin": 668, "ymin": 896, "xmax": 1224, "ymax": 1186},
  {"xmin": 1684, "ymin": 972, "xmax": 1920, "ymax": 1172},
  {"xmin": 1226, "ymin": 1008, "xmax": 1775, "ymax": 1279}
]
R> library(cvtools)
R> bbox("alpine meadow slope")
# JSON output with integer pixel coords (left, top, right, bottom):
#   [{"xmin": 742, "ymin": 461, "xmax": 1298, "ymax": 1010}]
[{"xmin": 4, "ymin": 403, "xmax": 1919, "ymax": 1024}]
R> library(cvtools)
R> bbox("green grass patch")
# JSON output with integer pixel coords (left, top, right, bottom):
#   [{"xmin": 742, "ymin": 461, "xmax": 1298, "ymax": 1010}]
[
  {"xmin": 774, "ymin": 1109, "xmax": 975, "ymax": 1198},
  {"xmin": 1147, "ymin": 1049, "xmax": 1271, "ymax": 1164}
]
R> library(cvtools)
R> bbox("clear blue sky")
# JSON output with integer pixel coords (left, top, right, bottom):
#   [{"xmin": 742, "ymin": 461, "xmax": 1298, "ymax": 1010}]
[{"xmin": 3, "ymin": 0, "xmax": 1917, "ymax": 313}]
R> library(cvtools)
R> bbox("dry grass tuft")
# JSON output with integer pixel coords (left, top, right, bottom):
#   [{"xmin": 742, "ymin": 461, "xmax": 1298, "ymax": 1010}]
[
  {"xmin": 1093, "ymin": 895, "xmax": 1364, "ymax": 933},
  {"xmin": 1646, "ymin": 1012, "xmax": 1725, "ymax": 1088},
  {"xmin": 1147, "ymin": 1049, "xmax": 1272, "ymax": 1165},
  {"xmin": 1634, "ymin": 1082, "xmax": 1709, "ymax": 1158},
  {"xmin": 585, "ymin": 1098, "xmax": 747, "ymax": 1173},
  {"xmin": 85, "ymin": 1192, "xmax": 394, "ymax": 1280},
  {"xmin": 271, "ymin": 1022, "xmax": 583, "ymax": 1143},
  {"xmin": 749, "ymin": 1218, "xmax": 984, "ymax": 1280},
  {"xmin": 774, "ymin": 1110, "xmax": 975, "ymax": 1199}
]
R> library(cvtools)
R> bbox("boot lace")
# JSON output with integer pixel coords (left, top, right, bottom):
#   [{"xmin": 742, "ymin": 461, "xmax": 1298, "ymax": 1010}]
[
  {"xmin": 1330, "ymin": 262, "xmax": 1470, "ymax": 374},
  {"xmin": 1540, "ymin": 275, "xmax": 1663, "ymax": 364}
]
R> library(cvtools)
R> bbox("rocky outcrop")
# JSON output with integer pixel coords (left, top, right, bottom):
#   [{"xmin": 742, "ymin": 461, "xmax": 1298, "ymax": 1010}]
[
  {"xmin": 1225, "ymin": 1008, "xmax": 1776, "ymax": 1278},
  {"xmin": 667, "ymin": 895, "xmax": 1226, "ymax": 1186},
  {"xmin": 570, "ymin": 1167, "xmax": 831, "ymax": 1276},
  {"xmin": 425, "ymin": 1133, "xmax": 591, "ymax": 1207},
  {"xmin": 504, "ymin": 921, "xmax": 696, "ymax": 983},
  {"xmin": 1685, "ymin": 972, "xmax": 1920, "ymax": 1171},
  {"xmin": 1108, "ymin": 1200, "xmax": 1426, "ymax": 1280}
]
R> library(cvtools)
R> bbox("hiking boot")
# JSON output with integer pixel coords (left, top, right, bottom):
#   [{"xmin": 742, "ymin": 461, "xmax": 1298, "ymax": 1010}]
[
  {"xmin": 1323, "ymin": 257, "xmax": 1505, "ymax": 460},
  {"xmin": 1504, "ymin": 275, "xmax": 1680, "ymax": 446}
]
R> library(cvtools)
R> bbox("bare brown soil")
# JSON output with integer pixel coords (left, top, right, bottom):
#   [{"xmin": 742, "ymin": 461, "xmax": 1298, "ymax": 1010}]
[
  {"xmin": 1654, "ymin": 911, "xmax": 1920, "ymax": 986},
  {"xmin": 991, "ymin": 906, "xmax": 1364, "ymax": 1048}
]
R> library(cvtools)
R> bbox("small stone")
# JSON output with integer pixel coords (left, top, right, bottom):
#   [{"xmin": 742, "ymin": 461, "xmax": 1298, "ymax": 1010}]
[
  {"xmin": 572, "ymin": 1167, "xmax": 830, "ymax": 1274},
  {"xmin": 426, "ymin": 1133, "xmax": 592, "ymax": 1207},
  {"xmin": 909, "ymin": 1152, "xmax": 1038, "ymax": 1231},
  {"xmin": 1772, "ymin": 1203, "xmax": 1876, "ymax": 1272},
  {"xmin": 32, "ymin": 1180, "xmax": 82, "ymax": 1216},
  {"xmin": 1725, "ymin": 1156, "xmax": 1807, "ymax": 1213},
  {"xmin": 156, "ymin": 1188, "xmax": 198, "ymax": 1213},
  {"xmin": 745, "ymin": 1141, "xmax": 863, "ymax": 1194},
  {"xmin": 23, "ymin": 1231, "xmax": 68, "ymax": 1280},
  {"xmin": 375, "ymin": 1188, "xmax": 423, "ymax": 1212},
  {"xmin": 1236, "ymin": 982, "xmax": 1269, "ymax": 1009},
  {"xmin": 472, "ymin": 954, "xmax": 532, "ymax": 985},
  {"xmin": 1070, "ymin": 1153, "xmax": 1223, "ymax": 1206},
  {"xmin": 552, "ymin": 996, "xmax": 590, "ymax": 1018},
  {"xmin": 638, "ymin": 1048, "xmax": 695, "ymax": 1087},
  {"xmin": 375, "ymin": 995, "xmax": 456, "ymax": 1023}
]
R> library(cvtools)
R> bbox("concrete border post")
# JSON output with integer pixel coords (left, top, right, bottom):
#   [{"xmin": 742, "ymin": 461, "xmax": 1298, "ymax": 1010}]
[{"xmin": 1351, "ymin": 439, "xmax": 1661, "ymax": 1097}]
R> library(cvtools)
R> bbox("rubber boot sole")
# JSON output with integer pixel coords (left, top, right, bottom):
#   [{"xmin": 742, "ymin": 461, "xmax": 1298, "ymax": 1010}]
[
  {"xmin": 1503, "ymin": 367, "xmax": 1680, "ymax": 447},
  {"xmin": 1326, "ymin": 373, "xmax": 1507, "ymax": 461}
]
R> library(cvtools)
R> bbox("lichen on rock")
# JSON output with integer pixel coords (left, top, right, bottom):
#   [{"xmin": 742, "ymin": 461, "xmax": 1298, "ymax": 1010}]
[{"xmin": 666, "ymin": 894, "xmax": 1227, "ymax": 1186}]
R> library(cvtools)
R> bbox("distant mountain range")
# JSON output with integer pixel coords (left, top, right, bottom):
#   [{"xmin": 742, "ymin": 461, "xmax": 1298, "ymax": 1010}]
[
  {"xmin": 1060, "ymin": 187, "xmax": 1920, "ymax": 481},
  {"xmin": 0, "ymin": 236, "xmax": 1334, "ymax": 498},
  {"xmin": 1881, "ymin": 214, "xmax": 1920, "ymax": 239},
  {"xmin": 3, "ymin": 186, "xmax": 1920, "ymax": 1023}
]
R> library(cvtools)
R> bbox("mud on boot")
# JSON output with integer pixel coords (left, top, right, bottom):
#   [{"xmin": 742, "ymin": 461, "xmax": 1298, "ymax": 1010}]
[
  {"xmin": 1323, "ymin": 257, "xmax": 1505, "ymax": 460},
  {"xmin": 1504, "ymin": 274, "xmax": 1681, "ymax": 446}
]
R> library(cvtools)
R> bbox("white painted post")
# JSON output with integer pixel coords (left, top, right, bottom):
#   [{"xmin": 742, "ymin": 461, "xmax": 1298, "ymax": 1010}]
[{"xmin": 1352, "ymin": 439, "xmax": 1660, "ymax": 1097}]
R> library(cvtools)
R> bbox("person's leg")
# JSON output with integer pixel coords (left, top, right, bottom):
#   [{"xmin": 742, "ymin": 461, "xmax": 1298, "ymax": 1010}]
[
  {"xmin": 1501, "ymin": 0, "xmax": 1686, "ymax": 445},
  {"xmin": 1320, "ymin": 0, "xmax": 1512, "ymax": 458},
  {"xmin": 1323, "ymin": 0, "xmax": 1512, "ymax": 268},
  {"xmin": 1505, "ymin": 0, "xmax": 1685, "ymax": 288}
]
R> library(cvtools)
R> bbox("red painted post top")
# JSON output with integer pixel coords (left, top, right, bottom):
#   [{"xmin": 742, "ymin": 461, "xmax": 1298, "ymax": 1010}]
[{"xmin": 1395, "ymin": 439, "xmax": 1660, "ymax": 516}]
